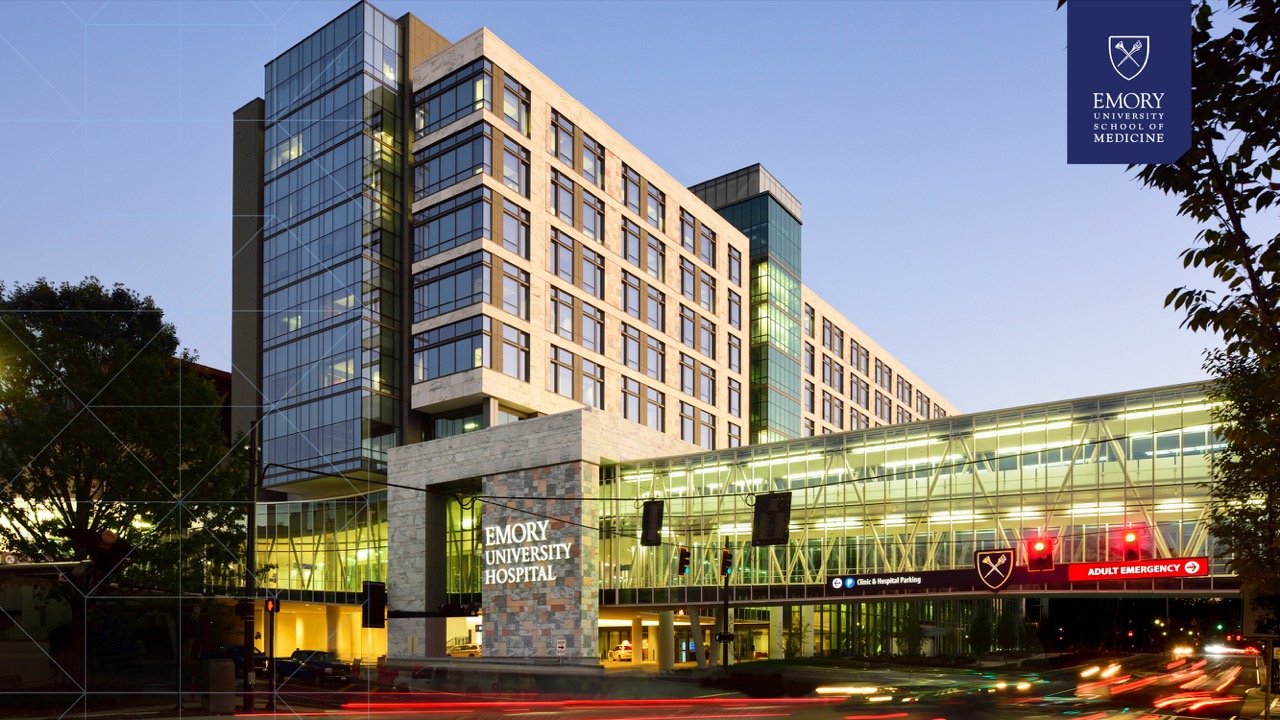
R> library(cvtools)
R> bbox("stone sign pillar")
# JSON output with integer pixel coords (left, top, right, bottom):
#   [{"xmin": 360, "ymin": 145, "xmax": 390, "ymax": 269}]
[{"xmin": 481, "ymin": 461, "xmax": 598, "ymax": 663}]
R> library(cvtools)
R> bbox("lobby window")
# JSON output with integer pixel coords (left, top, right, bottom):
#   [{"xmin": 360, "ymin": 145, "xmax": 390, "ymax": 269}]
[
  {"xmin": 728, "ymin": 334, "xmax": 741, "ymax": 373},
  {"xmin": 646, "ymin": 286, "xmax": 665, "ymax": 332},
  {"xmin": 646, "ymin": 335, "xmax": 665, "ymax": 382},
  {"xmin": 413, "ymin": 187, "xmax": 490, "ymax": 262},
  {"xmin": 622, "ymin": 324, "xmax": 641, "ymax": 371},
  {"xmin": 551, "ymin": 169, "xmax": 575, "ymax": 225},
  {"xmin": 582, "ymin": 192, "xmax": 604, "ymax": 243},
  {"xmin": 680, "ymin": 210, "xmax": 696, "ymax": 253},
  {"xmin": 804, "ymin": 304, "xmax": 815, "ymax": 338},
  {"xmin": 875, "ymin": 359, "xmax": 893, "ymax": 391},
  {"xmin": 728, "ymin": 422, "xmax": 741, "ymax": 448},
  {"xmin": 698, "ymin": 363, "xmax": 716, "ymax": 405},
  {"xmin": 804, "ymin": 380, "xmax": 815, "ymax": 413},
  {"xmin": 622, "ymin": 218, "xmax": 642, "ymax": 267},
  {"xmin": 728, "ymin": 247, "xmax": 742, "ymax": 287},
  {"xmin": 550, "ymin": 345, "xmax": 575, "ymax": 398},
  {"xmin": 412, "ymin": 251, "xmax": 490, "ymax": 322},
  {"xmin": 582, "ymin": 303, "xmax": 604, "ymax": 354},
  {"xmin": 646, "ymin": 234, "xmax": 666, "ymax": 281},
  {"xmin": 415, "ymin": 123, "xmax": 491, "ymax": 199},
  {"xmin": 550, "ymin": 287, "xmax": 574, "ymax": 340},
  {"xmin": 698, "ymin": 271, "xmax": 716, "ymax": 313},
  {"xmin": 622, "ymin": 271, "xmax": 641, "ymax": 319},
  {"xmin": 897, "ymin": 377, "xmax": 913, "ymax": 404},
  {"xmin": 551, "ymin": 109, "xmax": 574, "ymax": 167},
  {"xmin": 502, "ymin": 74, "xmax": 530, "ymax": 136},
  {"xmin": 728, "ymin": 290, "xmax": 741, "ymax": 329},
  {"xmin": 698, "ymin": 410, "xmax": 715, "ymax": 450},
  {"xmin": 804, "ymin": 343, "xmax": 815, "ymax": 375},
  {"xmin": 680, "ymin": 306, "xmax": 696, "ymax": 349},
  {"xmin": 501, "ymin": 261, "xmax": 529, "ymax": 320},
  {"xmin": 582, "ymin": 359, "xmax": 604, "ymax": 409},
  {"xmin": 679, "ymin": 402, "xmax": 696, "ymax": 443},
  {"xmin": 916, "ymin": 391, "xmax": 931, "ymax": 418},
  {"xmin": 550, "ymin": 229, "xmax": 574, "ymax": 284},
  {"xmin": 583, "ymin": 133, "xmax": 605, "ymax": 189},
  {"xmin": 623, "ymin": 165, "xmax": 641, "ymax": 214},
  {"xmin": 680, "ymin": 259, "xmax": 696, "ymax": 301},
  {"xmin": 851, "ymin": 340, "xmax": 869, "ymax": 374},
  {"xmin": 581, "ymin": 247, "xmax": 605, "ymax": 299},
  {"xmin": 646, "ymin": 387, "xmax": 665, "ymax": 432},
  {"xmin": 699, "ymin": 317, "xmax": 715, "ymax": 359},
  {"xmin": 679, "ymin": 353, "xmax": 696, "ymax": 396},
  {"xmin": 646, "ymin": 184, "xmax": 665, "ymax": 231},
  {"xmin": 502, "ymin": 137, "xmax": 530, "ymax": 197},
  {"xmin": 413, "ymin": 58, "xmax": 492, "ymax": 138},
  {"xmin": 413, "ymin": 316, "xmax": 490, "ymax": 382},
  {"xmin": 500, "ymin": 325, "xmax": 529, "ymax": 381},
  {"xmin": 622, "ymin": 377, "xmax": 641, "ymax": 423},
  {"xmin": 728, "ymin": 378, "xmax": 741, "ymax": 417},
  {"xmin": 501, "ymin": 199, "xmax": 530, "ymax": 258},
  {"xmin": 699, "ymin": 225, "xmax": 716, "ymax": 267}
]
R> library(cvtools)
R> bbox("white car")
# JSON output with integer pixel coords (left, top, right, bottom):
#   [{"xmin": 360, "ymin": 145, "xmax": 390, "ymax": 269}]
[
  {"xmin": 606, "ymin": 644, "xmax": 632, "ymax": 661},
  {"xmin": 446, "ymin": 643, "xmax": 482, "ymax": 658}
]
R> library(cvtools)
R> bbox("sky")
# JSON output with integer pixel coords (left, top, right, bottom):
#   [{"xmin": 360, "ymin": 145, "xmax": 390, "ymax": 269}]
[{"xmin": 0, "ymin": 0, "xmax": 1231, "ymax": 414}]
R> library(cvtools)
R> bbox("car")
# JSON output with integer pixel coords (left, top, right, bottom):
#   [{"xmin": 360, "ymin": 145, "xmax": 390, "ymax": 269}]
[
  {"xmin": 607, "ymin": 644, "xmax": 632, "ymax": 661},
  {"xmin": 446, "ymin": 643, "xmax": 482, "ymax": 658},
  {"xmin": 274, "ymin": 649, "xmax": 353, "ymax": 686}
]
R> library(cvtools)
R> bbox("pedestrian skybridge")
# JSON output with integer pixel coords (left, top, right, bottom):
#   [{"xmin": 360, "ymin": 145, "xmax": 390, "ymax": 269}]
[{"xmin": 599, "ymin": 382, "xmax": 1236, "ymax": 607}]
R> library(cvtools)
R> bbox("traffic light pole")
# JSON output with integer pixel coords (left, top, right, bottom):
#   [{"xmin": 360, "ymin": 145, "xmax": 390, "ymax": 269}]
[
  {"xmin": 242, "ymin": 425, "xmax": 260, "ymax": 714},
  {"xmin": 720, "ymin": 568, "xmax": 730, "ymax": 669}
]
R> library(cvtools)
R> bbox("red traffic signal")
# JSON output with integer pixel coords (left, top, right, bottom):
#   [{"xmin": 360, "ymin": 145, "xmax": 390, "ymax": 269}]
[
  {"xmin": 1122, "ymin": 529, "xmax": 1141, "ymax": 561},
  {"xmin": 264, "ymin": 598, "xmax": 282, "ymax": 613},
  {"xmin": 1026, "ymin": 537, "xmax": 1054, "ymax": 571}
]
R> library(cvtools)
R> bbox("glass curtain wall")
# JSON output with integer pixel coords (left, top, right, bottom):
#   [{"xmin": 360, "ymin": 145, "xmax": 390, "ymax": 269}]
[{"xmin": 255, "ymin": 491, "xmax": 388, "ymax": 601}]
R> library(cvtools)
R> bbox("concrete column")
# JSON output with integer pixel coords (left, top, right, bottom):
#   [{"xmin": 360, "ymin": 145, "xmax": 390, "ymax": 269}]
[
  {"xmin": 657, "ymin": 611, "xmax": 675, "ymax": 672},
  {"xmin": 801, "ymin": 606, "xmax": 815, "ymax": 658},
  {"xmin": 630, "ymin": 617, "xmax": 643, "ymax": 663},
  {"xmin": 726, "ymin": 608, "xmax": 735, "ymax": 664},
  {"xmin": 769, "ymin": 607, "xmax": 784, "ymax": 659},
  {"xmin": 708, "ymin": 612, "xmax": 720, "ymax": 669},
  {"xmin": 326, "ymin": 606, "xmax": 342, "ymax": 655},
  {"xmin": 688, "ymin": 606, "xmax": 707, "ymax": 668}
]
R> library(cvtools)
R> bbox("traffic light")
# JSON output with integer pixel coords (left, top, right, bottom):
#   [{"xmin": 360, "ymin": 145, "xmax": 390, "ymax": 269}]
[
  {"xmin": 1026, "ymin": 537, "xmax": 1054, "ymax": 571},
  {"xmin": 720, "ymin": 549, "xmax": 734, "ymax": 576},
  {"xmin": 676, "ymin": 546, "xmax": 691, "ymax": 575},
  {"xmin": 751, "ymin": 491, "xmax": 792, "ymax": 546},
  {"xmin": 264, "ymin": 597, "xmax": 282, "ymax": 613},
  {"xmin": 641, "ymin": 500, "xmax": 664, "ymax": 547},
  {"xmin": 361, "ymin": 581, "xmax": 386, "ymax": 628},
  {"xmin": 1122, "ymin": 529, "xmax": 1140, "ymax": 561}
]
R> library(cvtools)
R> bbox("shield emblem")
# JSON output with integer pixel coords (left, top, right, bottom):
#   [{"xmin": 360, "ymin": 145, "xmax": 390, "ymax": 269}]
[
  {"xmin": 974, "ymin": 549, "xmax": 1014, "ymax": 591},
  {"xmin": 1109, "ymin": 36, "xmax": 1150, "ymax": 81}
]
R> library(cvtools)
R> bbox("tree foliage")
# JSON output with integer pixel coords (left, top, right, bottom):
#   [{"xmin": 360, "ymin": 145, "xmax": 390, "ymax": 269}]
[
  {"xmin": 969, "ymin": 602, "xmax": 993, "ymax": 658},
  {"xmin": 0, "ymin": 277, "xmax": 246, "ymax": 595}
]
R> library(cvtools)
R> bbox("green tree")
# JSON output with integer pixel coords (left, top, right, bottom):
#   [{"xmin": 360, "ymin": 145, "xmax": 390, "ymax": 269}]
[
  {"xmin": 0, "ymin": 278, "xmax": 246, "ymax": 682},
  {"xmin": 997, "ymin": 600, "xmax": 1021, "ymax": 654},
  {"xmin": 969, "ymin": 602, "xmax": 993, "ymax": 658}
]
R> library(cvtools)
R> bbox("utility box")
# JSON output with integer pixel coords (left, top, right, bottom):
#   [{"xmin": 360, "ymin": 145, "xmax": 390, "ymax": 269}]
[{"xmin": 200, "ymin": 658, "xmax": 236, "ymax": 713}]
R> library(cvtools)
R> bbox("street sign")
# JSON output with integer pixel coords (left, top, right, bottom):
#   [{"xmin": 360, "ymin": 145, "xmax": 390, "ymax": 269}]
[{"xmin": 556, "ymin": 638, "xmax": 566, "ymax": 656}]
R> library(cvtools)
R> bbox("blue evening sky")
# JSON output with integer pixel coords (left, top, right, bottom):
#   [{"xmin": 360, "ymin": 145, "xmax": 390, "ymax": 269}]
[{"xmin": 0, "ymin": 1, "xmax": 1230, "ymax": 413}]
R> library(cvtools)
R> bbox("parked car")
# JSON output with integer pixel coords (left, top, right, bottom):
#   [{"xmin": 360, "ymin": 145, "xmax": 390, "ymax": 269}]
[
  {"xmin": 274, "ymin": 649, "xmax": 353, "ymax": 686},
  {"xmin": 606, "ymin": 644, "xmax": 632, "ymax": 661},
  {"xmin": 201, "ymin": 645, "xmax": 268, "ymax": 676},
  {"xmin": 446, "ymin": 643, "xmax": 482, "ymax": 658}
]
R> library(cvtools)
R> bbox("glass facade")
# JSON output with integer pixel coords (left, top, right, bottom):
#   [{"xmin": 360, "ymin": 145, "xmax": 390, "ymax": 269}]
[
  {"xmin": 260, "ymin": 3, "xmax": 405, "ymax": 485},
  {"xmin": 601, "ymin": 384, "xmax": 1226, "ymax": 596},
  {"xmin": 255, "ymin": 491, "xmax": 388, "ymax": 599}
]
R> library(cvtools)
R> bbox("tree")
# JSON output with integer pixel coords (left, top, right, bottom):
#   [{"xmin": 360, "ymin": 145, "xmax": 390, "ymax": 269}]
[
  {"xmin": 0, "ymin": 278, "xmax": 246, "ymax": 683},
  {"xmin": 969, "ymin": 602, "xmax": 993, "ymax": 658},
  {"xmin": 997, "ymin": 600, "xmax": 1022, "ymax": 655}
]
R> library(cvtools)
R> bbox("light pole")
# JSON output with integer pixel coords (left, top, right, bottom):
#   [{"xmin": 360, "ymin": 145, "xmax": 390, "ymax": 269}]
[{"xmin": 242, "ymin": 427, "xmax": 259, "ymax": 714}]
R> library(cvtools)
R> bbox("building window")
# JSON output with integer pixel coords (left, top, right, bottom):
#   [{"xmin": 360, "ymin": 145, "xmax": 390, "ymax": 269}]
[
  {"xmin": 412, "ymin": 251, "xmax": 490, "ymax": 322},
  {"xmin": 698, "ymin": 363, "xmax": 716, "ymax": 405},
  {"xmin": 622, "ymin": 271, "xmax": 641, "ymax": 318},
  {"xmin": 623, "ymin": 165, "xmax": 641, "ymax": 214},
  {"xmin": 804, "ymin": 343, "xmax": 815, "ymax": 375},
  {"xmin": 501, "ymin": 261, "xmax": 529, "ymax": 320},
  {"xmin": 680, "ymin": 258, "xmax": 696, "ymax": 301},
  {"xmin": 804, "ymin": 380, "xmax": 815, "ymax": 413},
  {"xmin": 583, "ymin": 133, "xmax": 605, "ymax": 189},
  {"xmin": 581, "ymin": 303, "xmax": 604, "ymax": 354},
  {"xmin": 646, "ymin": 286, "xmax": 665, "ymax": 332},
  {"xmin": 502, "ymin": 137, "xmax": 530, "ymax": 197},
  {"xmin": 853, "ymin": 410, "xmax": 869, "ymax": 430},
  {"xmin": 622, "ymin": 377, "xmax": 641, "ymax": 423},
  {"xmin": 501, "ymin": 199, "xmax": 530, "ymax": 258},
  {"xmin": 413, "ymin": 187, "xmax": 490, "ymax": 261},
  {"xmin": 581, "ymin": 247, "xmax": 604, "ymax": 299},
  {"xmin": 414, "ymin": 123, "xmax": 491, "ymax": 199},
  {"xmin": 935, "ymin": 407, "xmax": 947, "ymax": 419},
  {"xmin": 679, "ymin": 353, "xmax": 696, "ymax": 396},
  {"xmin": 646, "ymin": 234, "xmax": 665, "ymax": 281},
  {"xmin": 646, "ymin": 184, "xmax": 665, "ymax": 231},
  {"xmin": 413, "ymin": 58, "xmax": 493, "ymax": 138},
  {"xmin": 833, "ymin": 396, "xmax": 845, "ymax": 430},
  {"xmin": 699, "ymin": 316, "xmax": 716, "ymax": 359},
  {"xmin": 855, "ymin": 377, "xmax": 870, "ymax": 409},
  {"xmin": 897, "ymin": 377, "xmax": 913, "ymax": 404},
  {"xmin": 582, "ymin": 359, "xmax": 603, "ymax": 409},
  {"xmin": 698, "ymin": 271, "xmax": 716, "ymax": 313},
  {"xmin": 550, "ymin": 345, "xmax": 575, "ymax": 398},
  {"xmin": 551, "ymin": 109, "xmax": 574, "ymax": 166},
  {"xmin": 916, "ymin": 390, "xmax": 931, "ymax": 418},
  {"xmin": 550, "ymin": 229, "xmax": 574, "ymax": 284},
  {"xmin": 699, "ymin": 225, "xmax": 716, "ymax": 267},
  {"xmin": 622, "ymin": 219, "xmax": 642, "ymax": 267},
  {"xmin": 875, "ymin": 359, "xmax": 892, "ymax": 391},
  {"xmin": 728, "ymin": 378, "xmax": 741, "ymax": 417},
  {"xmin": 680, "ymin": 210, "xmax": 696, "ymax": 253},
  {"xmin": 728, "ymin": 422, "xmax": 741, "ymax": 448},
  {"xmin": 897, "ymin": 406, "xmax": 912, "ymax": 424},
  {"xmin": 822, "ymin": 391, "xmax": 833, "ymax": 423},
  {"xmin": 583, "ymin": 190, "xmax": 601, "ymax": 240},
  {"xmin": 679, "ymin": 402, "xmax": 696, "ymax": 443},
  {"xmin": 551, "ymin": 169, "xmax": 575, "ymax": 225},
  {"xmin": 852, "ymin": 340, "xmax": 870, "ymax": 375},
  {"xmin": 550, "ymin": 287, "xmax": 574, "ymax": 340},
  {"xmin": 622, "ymin": 324, "xmax": 641, "ymax": 371},
  {"xmin": 822, "ymin": 319, "xmax": 833, "ymax": 353},
  {"xmin": 875, "ymin": 391, "xmax": 892, "ymax": 423},
  {"xmin": 728, "ymin": 290, "xmax": 741, "ymax": 329},
  {"xmin": 831, "ymin": 361, "xmax": 844, "ymax": 394},
  {"xmin": 500, "ymin": 325, "xmax": 529, "ymax": 381},
  {"xmin": 680, "ymin": 306, "xmax": 697, "ymax": 349},
  {"xmin": 646, "ymin": 387, "xmax": 665, "ymax": 432},
  {"xmin": 645, "ymin": 335, "xmax": 665, "ymax": 382},
  {"xmin": 502, "ymin": 74, "xmax": 530, "ymax": 136},
  {"xmin": 803, "ymin": 419, "xmax": 815, "ymax": 437},
  {"xmin": 698, "ymin": 410, "xmax": 715, "ymax": 450},
  {"xmin": 804, "ymin": 304, "xmax": 815, "ymax": 338},
  {"xmin": 728, "ymin": 247, "xmax": 742, "ymax": 287},
  {"xmin": 728, "ymin": 334, "xmax": 741, "ymax": 373},
  {"xmin": 413, "ymin": 316, "xmax": 490, "ymax": 382}
]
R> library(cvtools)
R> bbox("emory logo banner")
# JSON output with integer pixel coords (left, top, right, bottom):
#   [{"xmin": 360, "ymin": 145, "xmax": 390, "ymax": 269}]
[{"xmin": 1067, "ymin": 0, "xmax": 1190, "ymax": 164}]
